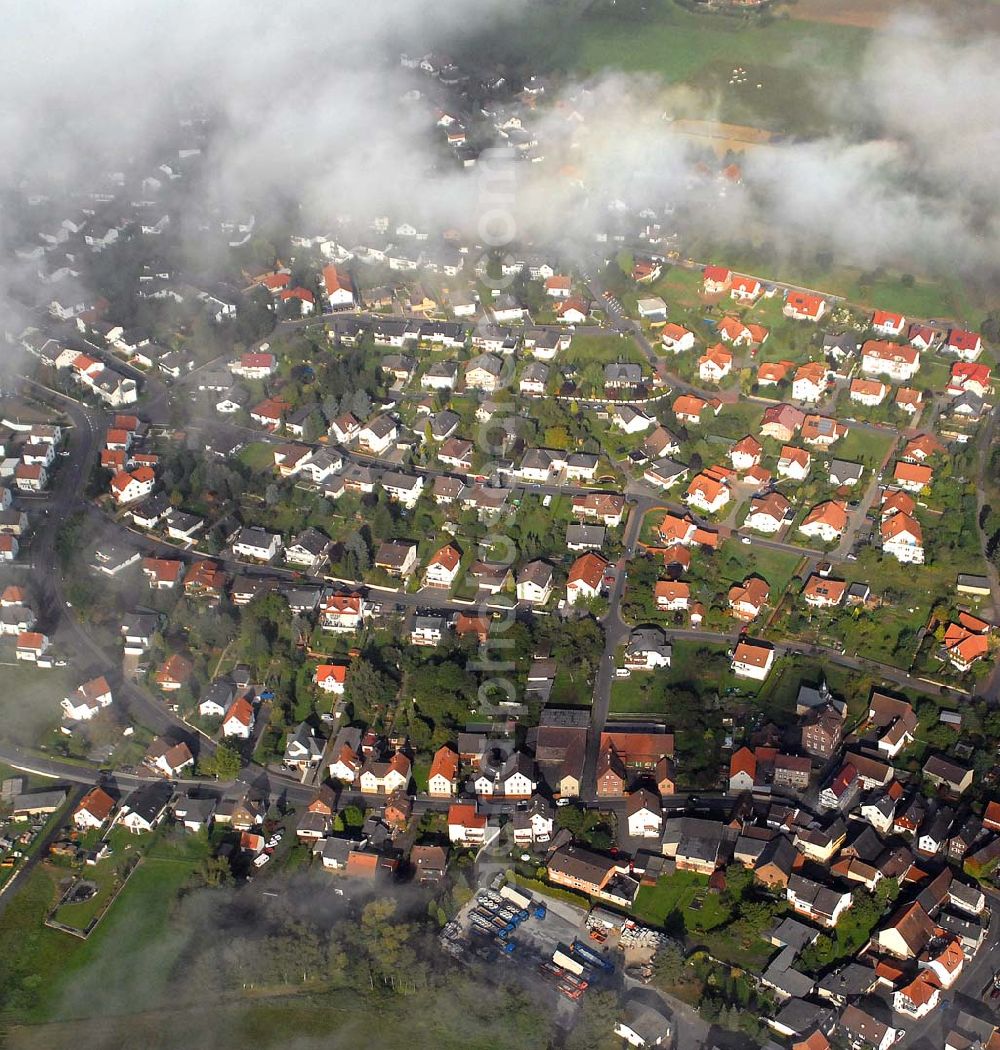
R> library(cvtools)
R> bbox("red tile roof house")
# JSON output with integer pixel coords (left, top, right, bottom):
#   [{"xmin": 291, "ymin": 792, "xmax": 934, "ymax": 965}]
[
  {"xmin": 730, "ymin": 274, "xmax": 763, "ymax": 304},
  {"xmin": 322, "ymin": 264, "xmax": 356, "ymax": 309},
  {"xmin": 250, "ymin": 397, "xmax": 290, "ymax": 431},
  {"xmin": 654, "ymin": 580, "xmax": 691, "ymax": 612},
  {"xmin": 861, "ymin": 340, "xmax": 920, "ymax": 382},
  {"xmin": 728, "ymin": 577, "xmax": 770, "ymax": 621},
  {"xmin": 698, "ymin": 344, "xmax": 733, "ymax": 384},
  {"xmin": 279, "ymin": 287, "xmax": 316, "ymax": 316},
  {"xmin": 142, "ymin": 557, "xmax": 183, "ymax": 589},
  {"xmin": 685, "ymin": 471, "xmax": 730, "ymax": 515},
  {"xmin": 893, "ymin": 461, "xmax": 933, "ymax": 494},
  {"xmin": 319, "ymin": 593, "xmax": 364, "ymax": 632},
  {"xmin": 873, "ymin": 306, "xmax": 907, "ymax": 336},
  {"xmin": 222, "ymin": 697, "xmax": 255, "ymax": 739},
  {"xmin": 731, "ymin": 639, "xmax": 775, "ymax": 681},
  {"xmin": 544, "ymin": 274, "xmax": 572, "ymax": 299},
  {"xmin": 729, "ymin": 435, "xmax": 763, "ymax": 472},
  {"xmin": 783, "ymin": 291, "xmax": 827, "ymax": 322},
  {"xmin": 110, "ymin": 466, "xmax": 155, "ymax": 505},
  {"xmin": 661, "ymin": 323, "xmax": 695, "ymax": 353},
  {"xmin": 673, "ymin": 394, "xmax": 710, "ymax": 425},
  {"xmin": 155, "ymin": 653, "xmax": 193, "ymax": 692},
  {"xmin": 422, "ymin": 543, "xmax": 462, "ymax": 588},
  {"xmin": 946, "ymin": 327, "xmax": 983, "ymax": 362},
  {"xmin": 871, "ymin": 309, "xmax": 906, "ymax": 338},
  {"xmin": 448, "ymin": 802, "xmax": 488, "ymax": 846},
  {"xmin": 428, "ymin": 745, "xmax": 459, "ymax": 798},
  {"xmin": 14, "ymin": 462, "xmax": 47, "ymax": 492},
  {"xmin": 798, "ymin": 500, "xmax": 847, "ymax": 543},
  {"xmin": 230, "ymin": 351, "xmax": 277, "ymax": 379},
  {"xmin": 895, "ymin": 387, "xmax": 923, "ymax": 414},
  {"xmin": 566, "ymin": 552, "xmax": 608, "ymax": 605},
  {"xmin": 948, "ymin": 361, "xmax": 991, "ymax": 398},
  {"xmin": 73, "ymin": 786, "xmax": 116, "ymax": 830},
  {"xmin": 313, "ymin": 663, "xmax": 347, "ymax": 694},
  {"xmin": 701, "ymin": 265, "xmax": 732, "ymax": 296},
  {"xmin": 15, "ymin": 631, "xmax": 50, "ymax": 662}
]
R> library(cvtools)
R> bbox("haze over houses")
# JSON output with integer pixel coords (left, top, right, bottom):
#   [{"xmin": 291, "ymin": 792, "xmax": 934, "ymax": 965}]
[{"xmin": 6, "ymin": 58, "xmax": 1000, "ymax": 1046}]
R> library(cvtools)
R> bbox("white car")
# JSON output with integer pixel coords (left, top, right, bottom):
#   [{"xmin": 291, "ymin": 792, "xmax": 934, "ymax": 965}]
[
  {"xmin": 740, "ymin": 535, "xmax": 752, "ymax": 545},
  {"xmin": 253, "ymin": 853, "xmax": 270, "ymax": 868}
]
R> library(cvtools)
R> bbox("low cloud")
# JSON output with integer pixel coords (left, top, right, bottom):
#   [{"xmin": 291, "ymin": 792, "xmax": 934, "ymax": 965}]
[{"xmin": 2, "ymin": 3, "xmax": 999, "ymax": 294}]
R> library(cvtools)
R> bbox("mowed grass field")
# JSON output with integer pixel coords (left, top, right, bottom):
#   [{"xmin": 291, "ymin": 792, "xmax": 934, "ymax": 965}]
[
  {"xmin": 456, "ymin": 0, "xmax": 872, "ymax": 136},
  {"xmin": 5, "ymin": 996, "xmax": 534, "ymax": 1050},
  {"xmin": 0, "ymin": 835, "xmax": 207, "ymax": 1025},
  {"xmin": 565, "ymin": 2, "xmax": 870, "ymax": 82}
]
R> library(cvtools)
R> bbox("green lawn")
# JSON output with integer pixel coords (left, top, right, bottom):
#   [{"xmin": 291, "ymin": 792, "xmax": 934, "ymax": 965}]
[
  {"xmin": 711, "ymin": 538, "xmax": 805, "ymax": 596},
  {"xmin": 237, "ymin": 442, "xmax": 276, "ymax": 472},
  {"xmin": 632, "ymin": 870, "xmax": 730, "ymax": 934},
  {"xmin": 703, "ymin": 400, "xmax": 764, "ymax": 441},
  {"xmin": 610, "ymin": 640, "xmax": 757, "ymax": 715},
  {"xmin": 0, "ymin": 665, "xmax": 73, "ymax": 748},
  {"xmin": 567, "ymin": 2, "xmax": 869, "ymax": 83},
  {"xmin": 609, "ymin": 672, "xmax": 658, "ymax": 715},
  {"xmin": 50, "ymin": 856, "xmax": 123, "ymax": 932},
  {"xmin": 0, "ymin": 832, "xmax": 210, "ymax": 1023},
  {"xmin": 5, "ymin": 992, "xmax": 550, "ymax": 1050},
  {"xmin": 833, "ymin": 427, "xmax": 897, "ymax": 471}
]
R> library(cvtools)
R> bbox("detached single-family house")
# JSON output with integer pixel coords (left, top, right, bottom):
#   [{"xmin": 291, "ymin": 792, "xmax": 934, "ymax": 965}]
[
  {"xmin": 74, "ymin": 787, "xmax": 116, "ymax": 830},
  {"xmin": 881, "ymin": 512, "xmax": 924, "ymax": 564},
  {"xmin": 358, "ymin": 415, "xmax": 398, "ymax": 456},
  {"xmin": 799, "ymin": 501, "xmax": 847, "ymax": 543},
  {"xmin": 566, "ymin": 552, "xmax": 608, "ymax": 605},
  {"xmin": 861, "ymin": 340, "xmax": 920, "ymax": 381},
  {"xmin": 702, "ymin": 265, "xmax": 732, "ymax": 295},
  {"xmin": 222, "ymin": 697, "xmax": 255, "ymax": 739},
  {"xmin": 62, "ymin": 675, "xmax": 113, "ymax": 721},
  {"xmin": 777, "ymin": 446, "xmax": 811, "ymax": 481},
  {"xmin": 423, "ymin": 544, "xmax": 462, "ymax": 588},
  {"xmin": 731, "ymin": 640, "xmax": 775, "ymax": 681},
  {"xmin": 321, "ymin": 264, "xmax": 356, "ymax": 308},
  {"xmin": 792, "ymin": 362, "xmax": 828, "ymax": 403},
  {"xmin": 698, "ymin": 344, "xmax": 733, "ymax": 384},
  {"xmin": 517, "ymin": 560, "xmax": 554, "ymax": 605},
  {"xmin": 232, "ymin": 527, "xmax": 281, "ymax": 562},
  {"xmin": 871, "ymin": 310, "xmax": 905, "ymax": 338},
  {"xmin": 744, "ymin": 492, "xmax": 792, "ymax": 534},
  {"xmin": 314, "ymin": 663, "xmax": 347, "ymax": 694},
  {"xmin": 685, "ymin": 471, "xmax": 730, "ymax": 515},
  {"xmin": 661, "ymin": 323, "xmax": 695, "ymax": 353},
  {"xmin": 375, "ymin": 540, "xmax": 419, "ymax": 578},
  {"xmin": 783, "ymin": 291, "xmax": 827, "ymax": 322},
  {"xmin": 110, "ymin": 466, "xmax": 155, "ymax": 505},
  {"xmin": 947, "ymin": 328, "xmax": 983, "ymax": 361},
  {"xmin": 729, "ymin": 435, "xmax": 763, "ymax": 472},
  {"xmin": 626, "ymin": 788, "xmax": 663, "ymax": 839},
  {"xmin": 850, "ymin": 379, "xmax": 888, "ymax": 406},
  {"xmin": 284, "ymin": 722, "xmax": 324, "ymax": 771}
]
